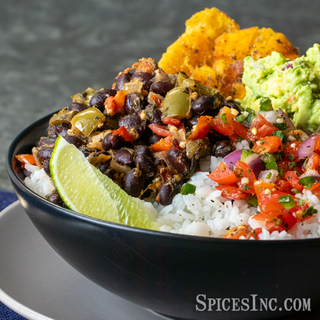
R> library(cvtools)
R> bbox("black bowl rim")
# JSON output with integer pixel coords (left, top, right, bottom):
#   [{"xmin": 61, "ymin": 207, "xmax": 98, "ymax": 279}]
[{"xmin": 6, "ymin": 111, "xmax": 320, "ymax": 245}]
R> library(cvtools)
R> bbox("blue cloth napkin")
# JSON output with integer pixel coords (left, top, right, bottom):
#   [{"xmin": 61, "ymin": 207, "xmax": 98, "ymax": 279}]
[{"xmin": 0, "ymin": 191, "xmax": 27, "ymax": 320}]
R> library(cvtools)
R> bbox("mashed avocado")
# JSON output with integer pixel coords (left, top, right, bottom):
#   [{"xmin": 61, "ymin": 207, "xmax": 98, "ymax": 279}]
[{"xmin": 240, "ymin": 44, "xmax": 320, "ymax": 132}]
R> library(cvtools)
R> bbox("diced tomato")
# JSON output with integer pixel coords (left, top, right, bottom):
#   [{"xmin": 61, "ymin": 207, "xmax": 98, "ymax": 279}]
[
  {"xmin": 162, "ymin": 117, "xmax": 180, "ymax": 126},
  {"xmin": 233, "ymin": 161, "xmax": 256, "ymax": 194},
  {"xmin": 148, "ymin": 93, "xmax": 163, "ymax": 106},
  {"xmin": 150, "ymin": 136, "xmax": 174, "ymax": 152},
  {"xmin": 246, "ymin": 228, "xmax": 262, "ymax": 240},
  {"xmin": 104, "ymin": 90, "xmax": 126, "ymax": 115},
  {"xmin": 254, "ymin": 181, "xmax": 288, "ymax": 212},
  {"xmin": 15, "ymin": 154, "xmax": 36, "ymax": 167},
  {"xmin": 277, "ymin": 160, "xmax": 303, "ymax": 177},
  {"xmin": 284, "ymin": 141, "xmax": 303, "ymax": 161},
  {"xmin": 250, "ymin": 211, "xmax": 297, "ymax": 232},
  {"xmin": 188, "ymin": 115, "xmax": 213, "ymax": 140},
  {"xmin": 285, "ymin": 170, "xmax": 304, "ymax": 192},
  {"xmin": 111, "ymin": 126, "xmax": 134, "ymax": 143},
  {"xmin": 252, "ymin": 136, "xmax": 283, "ymax": 154},
  {"xmin": 208, "ymin": 161, "xmax": 239, "ymax": 185},
  {"xmin": 223, "ymin": 225, "xmax": 250, "ymax": 239},
  {"xmin": 305, "ymin": 152, "xmax": 320, "ymax": 172},
  {"xmin": 211, "ymin": 107, "xmax": 236, "ymax": 136},
  {"xmin": 215, "ymin": 185, "xmax": 248, "ymax": 200},
  {"xmin": 232, "ymin": 120, "xmax": 248, "ymax": 140},
  {"xmin": 248, "ymin": 114, "xmax": 278, "ymax": 141},
  {"xmin": 313, "ymin": 136, "xmax": 320, "ymax": 154},
  {"xmin": 275, "ymin": 179, "xmax": 293, "ymax": 193},
  {"xmin": 148, "ymin": 123, "xmax": 172, "ymax": 137},
  {"xmin": 308, "ymin": 182, "xmax": 320, "ymax": 200}
]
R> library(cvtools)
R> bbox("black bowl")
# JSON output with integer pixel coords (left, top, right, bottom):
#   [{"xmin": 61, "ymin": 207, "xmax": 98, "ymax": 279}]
[{"xmin": 6, "ymin": 112, "xmax": 320, "ymax": 320}]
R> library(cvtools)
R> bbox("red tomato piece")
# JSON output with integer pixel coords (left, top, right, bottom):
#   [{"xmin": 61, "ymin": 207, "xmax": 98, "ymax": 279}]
[
  {"xmin": 284, "ymin": 141, "xmax": 303, "ymax": 161},
  {"xmin": 313, "ymin": 136, "xmax": 320, "ymax": 154},
  {"xmin": 150, "ymin": 136, "xmax": 174, "ymax": 152},
  {"xmin": 222, "ymin": 225, "xmax": 250, "ymax": 239},
  {"xmin": 215, "ymin": 185, "xmax": 248, "ymax": 200},
  {"xmin": 275, "ymin": 179, "xmax": 293, "ymax": 193},
  {"xmin": 148, "ymin": 123, "xmax": 172, "ymax": 137},
  {"xmin": 208, "ymin": 162, "xmax": 239, "ymax": 185},
  {"xmin": 252, "ymin": 136, "xmax": 283, "ymax": 154},
  {"xmin": 112, "ymin": 126, "xmax": 134, "ymax": 143},
  {"xmin": 211, "ymin": 107, "xmax": 236, "ymax": 136},
  {"xmin": 232, "ymin": 120, "xmax": 248, "ymax": 140},
  {"xmin": 188, "ymin": 115, "xmax": 213, "ymax": 140},
  {"xmin": 285, "ymin": 171, "xmax": 304, "ymax": 192},
  {"xmin": 250, "ymin": 211, "xmax": 297, "ymax": 232},
  {"xmin": 15, "ymin": 154, "xmax": 36, "ymax": 167},
  {"xmin": 162, "ymin": 117, "xmax": 180, "ymax": 125},
  {"xmin": 305, "ymin": 152, "xmax": 320, "ymax": 172},
  {"xmin": 247, "ymin": 114, "xmax": 278, "ymax": 141},
  {"xmin": 233, "ymin": 161, "xmax": 256, "ymax": 194}
]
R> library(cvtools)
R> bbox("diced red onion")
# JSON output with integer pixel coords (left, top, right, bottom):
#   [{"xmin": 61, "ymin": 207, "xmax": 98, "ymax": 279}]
[
  {"xmin": 281, "ymin": 63, "xmax": 293, "ymax": 71},
  {"xmin": 297, "ymin": 134, "xmax": 319, "ymax": 159},
  {"xmin": 298, "ymin": 169, "xmax": 320, "ymax": 181},
  {"xmin": 258, "ymin": 170, "xmax": 279, "ymax": 184},
  {"xmin": 223, "ymin": 149, "xmax": 242, "ymax": 170},
  {"xmin": 278, "ymin": 109, "xmax": 296, "ymax": 132},
  {"xmin": 243, "ymin": 153, "xmax": 263, "ymax": 177}
]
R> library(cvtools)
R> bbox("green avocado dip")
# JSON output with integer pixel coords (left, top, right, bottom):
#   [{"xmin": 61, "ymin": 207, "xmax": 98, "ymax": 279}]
[{"xmin": 240, "ymin": 43, "xmax": 320, "ymax": 132}]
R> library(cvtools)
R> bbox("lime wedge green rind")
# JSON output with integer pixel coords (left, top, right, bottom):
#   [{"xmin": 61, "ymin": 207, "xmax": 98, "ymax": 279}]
[
  {"xmin": 50, "ymin": 135, "xmax": 119, "ymax": 223},
  {"xmin": 92, "ymin": 166, "xmax": 154, "ymax": 230},
  {"xmin": 50, "ymin": 135, "xmax": 157, "ymax": 230}
]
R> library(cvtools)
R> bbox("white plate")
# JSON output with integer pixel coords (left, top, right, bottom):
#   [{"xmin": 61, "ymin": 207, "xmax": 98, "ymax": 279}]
[{"xmin": 0, "ymin": 201, "xmax": 170, "ymax": 320}]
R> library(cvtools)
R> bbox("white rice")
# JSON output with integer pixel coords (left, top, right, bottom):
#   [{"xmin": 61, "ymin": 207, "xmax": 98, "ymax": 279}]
[{"xmin": 24, "ymin": 157, "xmax": 320, "ymax": 240}]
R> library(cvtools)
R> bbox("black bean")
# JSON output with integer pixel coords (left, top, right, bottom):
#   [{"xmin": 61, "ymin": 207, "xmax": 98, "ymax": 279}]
[
  {"xmin": 90, "ymin": 89, "xmax": 117, "ymax": 110},
  {"xmin": 118, "ymin": 113, "xmax": 145, "ymax": 135},
  {"xmin": 67, "ymin": 102, "xmax": 87, "ymax": 112},
  {"xmin": 102, "ymin": 133, "xmax": 125, "ymax": 151},
  {"xmin": 43, "ymin": 160, "xmax": 51, "ymax": 177},
  {"xmin": 186, "ymin": 114, "xmax": 201, "ymax": 128},
  {"xmin": 223, "ymin": 100, "xmax": 241, "ymax": 112},
  {"xmin": 64, "ymin": 134, "xmax": 84, "ymax": 148},
  {"xmin": 148, "ymin": 134, "xmax": 162, "ymax": 145},
  {"xmin": 191, "ymin": 95, "xmax": 218, "ymax": 115},
  {"xmin": 114, "ymin": 73, "xmax": 131, "ymax": 91},
  {"xmin": 158, "ymin": 182, "xmax": 174, "ymax": 206},
  {"xmin": 47, "ymin": 123, "xmax": 71, "ymax": 138},
  {"xmin": 114, "ymin": 149, "xmax": 134, "ymax": 166},
  {"xmin": 154, "ymin": 158, "xmax": 166, "ymax": 167},
  {"xmin": 134, "ymin": 154, "xmax": 155, "ymax": 176},
  {"xmin": 213, "ymin": 140, "xmax": 235, "ymax": 158},
  {"xmin": 167, "ymin": 149, "xmax": 191, "ymax": 174},
  {"xmin": 47, "ymin": 192, "xmax": 63, "ymax": 205},
  {"xmin": 134, "ymin": 145, "xmax": 152, "ymax": 157},
  {"xmin": 150, "ymin": 81, "xmax": 174, "ymax": 97},
  {"xmin": 36, "ymin": 136, "xmax": 57, "ymax": 147},
  {"xmin": 38, "ymin": 146, "xmax": 53, "ymax": 163},
  {"xmin": 125, "ymin": 92, "xmax": 144, "ymax": 114},
  {"xmin": 131, "ymin": 72, "xmax": 154, "ymax": 91},
  {"xmin": 123, "ymin": 168, "xmax": 145, "ymax": 197},
  {"xmin": 152, "ymin": 108, "xmax": 163, "ymax": 125}
]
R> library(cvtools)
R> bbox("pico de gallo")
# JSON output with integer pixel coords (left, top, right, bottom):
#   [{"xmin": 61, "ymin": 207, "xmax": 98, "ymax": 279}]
[{"xmin": 206, "ymin": 97, "xmax": 320, "ymax": 239}]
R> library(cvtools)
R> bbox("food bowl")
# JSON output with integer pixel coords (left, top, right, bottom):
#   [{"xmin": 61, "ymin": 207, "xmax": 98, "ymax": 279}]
[{"xmin": 6, "ymin": 112, "xmax": 320, "ymax": 320}]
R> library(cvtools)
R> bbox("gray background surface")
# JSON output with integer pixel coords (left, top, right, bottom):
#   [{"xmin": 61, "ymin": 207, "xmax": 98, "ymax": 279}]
[{"xmin": 1, "ymin": 0, "xmax": 320, "ymax": 190}]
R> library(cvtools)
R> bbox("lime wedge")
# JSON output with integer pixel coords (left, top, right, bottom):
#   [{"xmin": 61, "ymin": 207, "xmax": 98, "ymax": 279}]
[{"xmin": 50, "ymin": 135, "xmax": 155, "ymax": 229}]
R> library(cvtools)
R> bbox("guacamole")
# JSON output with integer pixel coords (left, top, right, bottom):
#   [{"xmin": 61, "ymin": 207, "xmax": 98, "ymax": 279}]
[{"xmin": 240, "ymin": 44, "xmax": 320, "ymax": 132}]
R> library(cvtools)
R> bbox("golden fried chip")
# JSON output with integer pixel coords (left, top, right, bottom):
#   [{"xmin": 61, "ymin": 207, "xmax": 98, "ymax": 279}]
[
  {"xmin": 212, "ymin": 27, "xmax": 299, "ymax": 99},
  {"xmin": 159, "ymin": 8, "xmax": 299, "ymax": 100},
  {"xmin": 158, "ymin": 8, "xmax": 240, "ymax": 75}
]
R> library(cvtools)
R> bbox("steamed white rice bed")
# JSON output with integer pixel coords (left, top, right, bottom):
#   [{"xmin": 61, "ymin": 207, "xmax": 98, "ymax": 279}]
[{"xmin": 25, "ymin": 156, "xmax": 320, "ymax": 240}]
